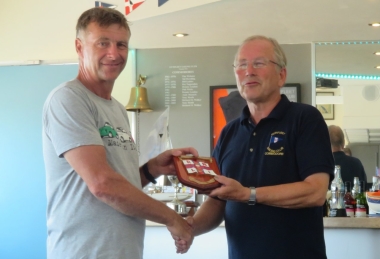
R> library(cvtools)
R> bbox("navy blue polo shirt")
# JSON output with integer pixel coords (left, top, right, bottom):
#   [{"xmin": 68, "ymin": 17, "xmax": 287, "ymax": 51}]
[{"xmin": 213, "ymin": 95, "xmax": 334, "ymax": 259}]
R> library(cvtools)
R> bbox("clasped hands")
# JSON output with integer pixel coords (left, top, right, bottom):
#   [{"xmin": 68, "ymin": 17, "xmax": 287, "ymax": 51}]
[
  {"xmin": 172, "ymin": 175, "xmax": 248, "ymax": 253},
  {"xmin": 171, "ymin": 216, "xmax": 194, "ymax": 254}
]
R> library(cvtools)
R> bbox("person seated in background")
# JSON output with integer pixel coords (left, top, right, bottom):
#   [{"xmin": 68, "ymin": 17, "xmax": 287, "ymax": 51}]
[{"xmin": 328, "ymin": 125, "xmax": 367, "ymax": 187}]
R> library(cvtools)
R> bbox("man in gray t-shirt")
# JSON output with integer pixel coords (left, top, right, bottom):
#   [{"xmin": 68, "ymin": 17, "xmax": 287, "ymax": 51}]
[{"xmin": 42, "ymin": 8, "xmax": 196, "ymax": 259}]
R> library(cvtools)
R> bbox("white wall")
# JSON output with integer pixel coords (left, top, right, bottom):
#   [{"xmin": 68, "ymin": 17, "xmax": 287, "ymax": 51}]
[
  {"xmin": 0, "ymin": 0, "xmax": 129, "ymax": 61},
  {"xmin": 144, "ymin": 226, "xmax": 380, "ymax": 259},
  {"xmin": 0, "ymin": 0, "xmax": 135, "ymax": 121},
  {"xmin": 318, "ymin": 78, "xmax": 380, "ymax": 129},
  {"xmin": 144, "ymin": 226, "xmax": 228, "ymax": 259},
  {"xmin": 341, "ymin": 79, "xmax": 380, "ymax": 129},
  {"xmin": 324, "ymin": 228, "xmax": 380, "ymax": 259},
  {"xmin": 316, "ymin": 78, "xmax": 380, "ymax": 145}
]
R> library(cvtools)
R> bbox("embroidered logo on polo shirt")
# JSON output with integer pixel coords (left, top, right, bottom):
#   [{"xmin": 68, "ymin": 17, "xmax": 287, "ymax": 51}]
[{"xmin": 265, "ymin": 131, "xmax": 285, "ymax": 156}]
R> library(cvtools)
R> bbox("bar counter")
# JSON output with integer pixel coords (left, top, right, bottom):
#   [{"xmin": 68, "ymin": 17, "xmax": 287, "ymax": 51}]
[
  {"xmin": 323, "ymin": 216, "xmax": 380, "ymax": 228},
  {"xmin": 144, "ymin": 217, "xmax": 380, "ymax": 259}
]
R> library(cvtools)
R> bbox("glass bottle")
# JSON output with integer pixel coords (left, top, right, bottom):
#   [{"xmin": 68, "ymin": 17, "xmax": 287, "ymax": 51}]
[
  {"xmin": 329, "ymin": 165, "xmax": 347, "ymax": 217},
  {"xmin": 371, "ymin": 176, "xmax": 379, "ymax": 192},
  {"xmin": 325, "ymin": 190, "xmax": 332, "ymax": 217},
  {"xmin": 352, "ymin": 177, "xmax": 360, "ymax": 199},
  {"xmin": 362, "ymin": 180, "xmax": 369, "ymax": 215},
  {"xmin": 322, "ymin": 199, "xmax": 329, "ymax": 217},
  {"xmin": 355, "ymin": 181, "xmax": 368, "ymax": 217},
  {"xmin": 344, "ymin": 181, "xmax": 356, "ymax": 217}
]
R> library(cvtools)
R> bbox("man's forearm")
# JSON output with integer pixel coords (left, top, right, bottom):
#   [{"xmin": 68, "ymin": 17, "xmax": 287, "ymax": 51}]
[
  {"xmin": 91, "ymin": 171, "xmax": 179, "ymax": 225},
  {"xmin": 192, "ymin": 197, "xmax": 225, "ymax": 236}
]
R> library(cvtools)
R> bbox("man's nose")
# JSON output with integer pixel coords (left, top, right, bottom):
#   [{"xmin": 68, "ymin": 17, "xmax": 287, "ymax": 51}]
[
  {"xmin": 106, "ymin": 44, "xmax": 119, "ymax": 59},
  {"xmin": 245, "ymin": 63, "xmax": 257, "ymax": 76}
]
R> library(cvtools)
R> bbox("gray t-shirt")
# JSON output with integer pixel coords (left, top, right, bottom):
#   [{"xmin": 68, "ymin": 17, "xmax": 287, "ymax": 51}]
[{"xmin": 43, "ymin": 79, "xmax": 145, "ymax": 259}]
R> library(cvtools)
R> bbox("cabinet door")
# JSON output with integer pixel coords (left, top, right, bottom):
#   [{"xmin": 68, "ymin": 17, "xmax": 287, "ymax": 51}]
[{"xmin": 349, "ymin": 144, "xmax": 379, "ymax": 182}]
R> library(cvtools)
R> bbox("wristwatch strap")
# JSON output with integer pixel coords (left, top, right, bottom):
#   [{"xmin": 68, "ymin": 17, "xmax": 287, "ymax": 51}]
[
  {"xmin": 248, "ymin": 187, "xmax": 256, "ymax": 205},
  {"xmin": 142, "ymin": 163, "xmax": 157, "ymax": 184}
]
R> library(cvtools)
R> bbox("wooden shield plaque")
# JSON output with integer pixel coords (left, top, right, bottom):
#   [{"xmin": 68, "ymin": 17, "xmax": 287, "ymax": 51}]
[{"xmin": 173, "ymin": 156, "xmax": 221, "ymax": 192}]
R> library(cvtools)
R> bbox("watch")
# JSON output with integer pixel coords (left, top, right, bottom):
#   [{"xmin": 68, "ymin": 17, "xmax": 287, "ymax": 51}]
[
  {"xmin": 142, "ymin": 163, "xmax": 157, "ymax": 184},
  {"xmin": 248, "ymin": 187, "xmax": 256, "ymax": 205}
]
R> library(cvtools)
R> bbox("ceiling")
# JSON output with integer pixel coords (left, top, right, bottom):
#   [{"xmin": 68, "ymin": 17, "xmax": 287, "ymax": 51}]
[
  {"xmin": 126, "ymin": 0, "xmax": 380, "ymax": 77},
  {"xmin": 126, "ymin": 0, "xmax": 380, "ymax": 144},
  {"xmin": 126, "ymin": 0, "xmax": 380, "ymax": 49},
  {"xmin": 127, "ymin": 0, "xmax": 380, "ymax": 78},
  {"xmin": 315, "ymin": 43, "xmax": 380, "ymax": 77}
]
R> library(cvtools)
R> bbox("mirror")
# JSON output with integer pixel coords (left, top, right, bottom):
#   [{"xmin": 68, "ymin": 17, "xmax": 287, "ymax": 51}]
[
  {"xmin": 314, "ymin": 41, "xmax": 380, "ymax": 179},
  {"xmin": 315, "ymin": 41, "xmax": 380, "ymax": 143}
]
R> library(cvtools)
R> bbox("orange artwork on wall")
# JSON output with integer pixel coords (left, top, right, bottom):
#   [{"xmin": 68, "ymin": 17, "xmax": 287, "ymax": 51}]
[
  {"xmin": 210, "ymin": 86, "xmax": 246, "ymax": 153},
  {"xmin": 212, "ymin": 88, "xmax": 228, "ymax": 148}
]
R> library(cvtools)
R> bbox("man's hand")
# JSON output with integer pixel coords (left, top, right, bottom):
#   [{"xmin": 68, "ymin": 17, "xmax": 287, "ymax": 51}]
[
  {"xmin": 174, "ymin": 216, "xmax": 194, "ymax": 253},
  {"xmin": 149, "ymin": 147, "xmax": 198, "ymax": 176},
  {"xmin": 209, "ymin": 175, "xmax": 250, "ymax": 202},
  {"xmin": 167, "ymin": 214, "xmax": 194, "ymax": 254}
]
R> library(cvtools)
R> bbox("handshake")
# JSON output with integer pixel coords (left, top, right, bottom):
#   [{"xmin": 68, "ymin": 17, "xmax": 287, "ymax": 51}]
[
  {"xmin": 168, "ymin": 215, "xmax": 196, "ymax": 254},
  {"xmin": 165, "ymin": 174, "xmax": 232, "ymax": 254}
]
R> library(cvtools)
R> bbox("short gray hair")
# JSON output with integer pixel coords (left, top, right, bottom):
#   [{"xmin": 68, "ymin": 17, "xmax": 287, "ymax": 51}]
[
  {"xmin": 234, "ymin": 35, "xmax": 287, "ymax": 69},
  {"xmin": 76, "ymin": 7, "xmax": 130, "ymax": 37}
]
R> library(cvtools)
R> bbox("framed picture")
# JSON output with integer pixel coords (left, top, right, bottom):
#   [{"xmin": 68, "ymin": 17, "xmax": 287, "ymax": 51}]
[
  {"xmin": 280, "ymin": 83, "xmax": 301, "ymax": 102},
  {"xmin": 316, "ymin": 92, "xmax": 334, "ymax": 120},
  {"xmin": 209, "ymin": 83, "xmax": 301, "ymax": 154}
]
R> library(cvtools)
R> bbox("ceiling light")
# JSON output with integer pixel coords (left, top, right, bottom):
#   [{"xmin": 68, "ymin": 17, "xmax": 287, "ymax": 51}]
[
  {"xmin": 369, "ymin": 22, "xmax": 380, "ymax": 27},
  {"xmin": 173, "ymin": 33, "xmax": 189, "ymax": 38},
  {"xmin": 376, "ymin": 66, "xmax": 380, "ymax": 69},
  {"xmin": 374, "ymin": 52, "xmax": 380, "ymax": 55}
]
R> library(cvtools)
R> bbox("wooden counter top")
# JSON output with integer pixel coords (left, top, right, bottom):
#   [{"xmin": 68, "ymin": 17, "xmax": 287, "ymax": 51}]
[
  {"xmin": 323, "ymin": 217, "xmax": 380, "ymax": 229},
  {"xmin": 148, "ymin": 218, "xmax": 380, "ymax": 228}
]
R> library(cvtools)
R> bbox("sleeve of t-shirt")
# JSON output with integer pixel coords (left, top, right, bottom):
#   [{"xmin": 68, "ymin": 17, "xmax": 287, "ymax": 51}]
[
  {"xmin": 43, "ymin": 85, "xmax": 103, "ymax": 158},
  {"xmin": 295, "ymin": 106, "xmax": 335, "ymax": 181}
]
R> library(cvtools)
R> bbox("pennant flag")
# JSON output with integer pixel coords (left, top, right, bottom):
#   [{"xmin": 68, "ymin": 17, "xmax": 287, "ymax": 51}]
[
  {"xmin": 95, "ymin": 1, "xmax": 117, "ymax": 9},
  {"xmin": 125, "ymin": 0, "xmax": 145, "ymax": 15},
  {"xmin": 158, "ymin": 0, "xmax": 169, "ymax": 7},
  {"xmin": 139, "ymin": 106, "xmax": 172, "ymax": 165}
]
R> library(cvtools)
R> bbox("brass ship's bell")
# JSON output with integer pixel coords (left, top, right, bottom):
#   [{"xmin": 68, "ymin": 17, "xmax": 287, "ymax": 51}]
[{"xmin": 125, "ymin": 75, "xmax": 152, "ymax": 112}]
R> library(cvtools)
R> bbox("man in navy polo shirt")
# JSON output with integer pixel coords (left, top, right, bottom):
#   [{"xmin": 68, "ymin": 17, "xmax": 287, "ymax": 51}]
[{"xmin": 183, "ymin": 35, "xmax": 335, "ymax": 259}]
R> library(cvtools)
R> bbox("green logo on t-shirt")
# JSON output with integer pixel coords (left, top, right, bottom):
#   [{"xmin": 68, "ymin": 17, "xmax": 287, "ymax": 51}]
[{"xmin": 99, "ymin": 122, "xmax": 118, "ymax": 138}]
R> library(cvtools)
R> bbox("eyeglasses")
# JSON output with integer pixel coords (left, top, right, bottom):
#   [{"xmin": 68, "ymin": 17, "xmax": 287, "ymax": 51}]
[{"xmin": 233, "ymin": 58, "xmax": 282, "ymax": 70}]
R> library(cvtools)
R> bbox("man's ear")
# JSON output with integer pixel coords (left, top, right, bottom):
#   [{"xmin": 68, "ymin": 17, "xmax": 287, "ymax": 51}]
[
  {"xmin": 278, "ymin": 67, "xmax": 287, "ymax": 87},
  {"xmin": 75, "ymin": 38, "xmax": 82, "ymax": 56}
]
